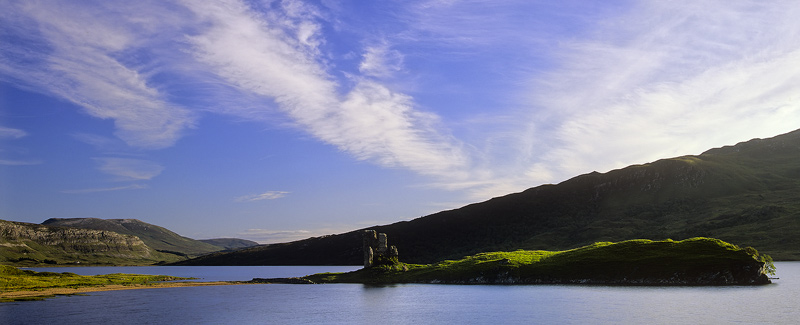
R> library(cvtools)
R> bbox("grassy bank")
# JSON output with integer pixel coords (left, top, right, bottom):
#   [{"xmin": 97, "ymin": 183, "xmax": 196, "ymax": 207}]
[
  {"xmin": 0, "ymin": 265, "xmax": 198, "ymax": 302},
  {"xmin": 305, "ymin": 238, "xmax": 774, "ymax": 285}
]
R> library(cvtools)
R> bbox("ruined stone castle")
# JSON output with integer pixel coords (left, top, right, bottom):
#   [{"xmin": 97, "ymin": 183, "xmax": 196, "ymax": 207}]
[{"xmin": 362, "ymin": 230, "xmax": 398, "ymax": 268}]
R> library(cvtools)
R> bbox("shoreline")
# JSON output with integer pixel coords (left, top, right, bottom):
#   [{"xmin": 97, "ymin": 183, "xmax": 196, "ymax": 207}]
[{"xmin": 1, "ymin": 281, "xmax": 250, "ymax": 302}]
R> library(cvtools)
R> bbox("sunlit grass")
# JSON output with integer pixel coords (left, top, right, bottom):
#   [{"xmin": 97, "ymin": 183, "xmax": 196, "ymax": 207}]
[
  {"xmin": 0, "ymin": 265, "xmax": 192, "ymax": 294},
  {"xmin": 305, "ymin": 238, "xmax": 773, "ymax": 284}
]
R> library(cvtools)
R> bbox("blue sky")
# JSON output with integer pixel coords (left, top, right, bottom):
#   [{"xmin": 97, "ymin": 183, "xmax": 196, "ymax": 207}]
[{"xmin": 2, "ymin": 1, "xmax": 800, "ymax": 243}]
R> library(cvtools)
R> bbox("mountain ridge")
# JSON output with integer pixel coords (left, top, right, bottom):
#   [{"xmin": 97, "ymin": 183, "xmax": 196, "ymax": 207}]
[
  {"xmin": 41, "ymin": 218, "xmax": 258, "ymax": 257},
  {"xmin": 0, "ymin": 219, "xmax": 174, "ymax": 265},
  {"xmin": 175, "ymin": 128, "xmax": 800, "ymax": 265},
  {"xmin": 198, "ymin": 238, "xmax": 259, "ymax": 250},
  {"xmin": 1, "ymin": 218, "xmax": 259, "ymax": 266}
]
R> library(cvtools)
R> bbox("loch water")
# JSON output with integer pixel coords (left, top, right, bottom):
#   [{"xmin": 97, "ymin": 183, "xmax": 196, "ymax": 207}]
[{"xmin": 3, "ymin": 263, "xmax": 799, "ymax": 324}]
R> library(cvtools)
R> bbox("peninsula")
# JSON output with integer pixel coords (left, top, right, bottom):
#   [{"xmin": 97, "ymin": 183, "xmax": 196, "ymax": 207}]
[
  {"xmin": 300, "ymin": 236, "xmax": 774, "ymax": 285},
  {"xmin": 0, "ymin": 265, "xmax": 244, "ymax": 302}
]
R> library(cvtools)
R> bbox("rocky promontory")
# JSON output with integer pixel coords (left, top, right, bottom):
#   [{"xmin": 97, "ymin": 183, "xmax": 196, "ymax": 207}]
[{"xmin": 0, "ymin": 219, "xmax": 173, "ymax": 265}]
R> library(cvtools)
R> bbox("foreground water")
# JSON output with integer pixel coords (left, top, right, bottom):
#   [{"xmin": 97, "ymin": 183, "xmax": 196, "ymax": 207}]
[{"xmin": 3, "ymin": 263, "xmax": 798, "ymax": 324}]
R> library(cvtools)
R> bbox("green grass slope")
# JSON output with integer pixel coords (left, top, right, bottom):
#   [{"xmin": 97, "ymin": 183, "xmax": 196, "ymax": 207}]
[
  {"xmin": 0, "ymin": 220, "xmax": 178, "ymax": 266},
  {"xmin": 178, "ymin": 128, "xmax": 800, "ymax": 265},
  {"xmin": 304, "ymin": 238, "xmax": 773, "ymax": 285},
  {"xmin": 0, "ymin": 265, "xmax": 192, "ymax": 302},
  {"xmin": 42, "ymin": 218, "xmax": 224, "ymax": 257}
]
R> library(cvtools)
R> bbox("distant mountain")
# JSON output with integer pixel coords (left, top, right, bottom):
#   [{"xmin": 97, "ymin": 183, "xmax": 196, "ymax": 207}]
[
  {"xmin": 199, "ymin": 238, "xmax": 259, "ymax": 250},
  {"xmin": 176, "ymin": 128, "xmax": 800, "ymax": 266},
  {"xmin": 41, "ymin": 218, "xmax": 255, "ymax": 257},
  {"xmin": 1, "ymin": 218, "xmax": 258, "ymax": 266},
  {"xmin": 0, "ymin": 219, "xmax": 176, "ymax": 265}
]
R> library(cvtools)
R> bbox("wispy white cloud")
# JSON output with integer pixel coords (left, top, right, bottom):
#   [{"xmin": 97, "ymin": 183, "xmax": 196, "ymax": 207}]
[
  {"xmin": 62, "ymin": 184, "xmax": 148, "ymax": 194},
  {"xmin": 3, "ymin": 0, "xmax": 799, "ymax": 208},
  {"xmin": 359, "ymin": 42, "xmax": 404, "ymax": 78},
  {"xmin": 517, "ymin": 1, "xmax": 800, "ymax": 186},
  {"xmin": 389, "ymin": 0, "xmax": 800, "ymax": 201},
  {"xmin": 0, "ymin": 126, "xmax": 27, "ymax": 139},
  {"xmin": 237, "ymin": 219, "xmax": 384, "ymax": 243},
  {"xmin": 183, "ymin": 0, "xmax": 469, "ymax": 179},
  {"xmin": 238, "ymin": 228, "xmax": 313, "ymax": 244},
  {"xmin": 0, "ymin": 159, "xmax": 42, "ymax": 166},
  {"xmin": 93, "ymin": 157, "xmax": 164, "ymax": 181},
  {"xmin": 0, "ymin": 127, "xmax": 40, "ymax": 165},
  {"xmin": 71, "ymin": 133, "xmax": 127, "ymax": 153},
  {"xmin": 1, "ymin": 0, "xmax": 470, "ymax": 183},
  {"xmin": 0, "ymin": 1, "xmax": 196, "ymax": 149},
  {"xmin": 235, "ymin": 191, "xmax": 290, "ymax": 203},
  {"xmin": 402, "ymin": 0, "xmax": 607, "ymax": 57}
]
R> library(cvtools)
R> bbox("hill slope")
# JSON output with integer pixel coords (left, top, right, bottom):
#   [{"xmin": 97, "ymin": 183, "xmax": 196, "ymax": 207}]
[
  {"xmin": 0, "ymin": 219, "xmax": 177, "ymax": 265},
  {"xmin": 199, "ymin": 238, "xmax": 259, "ymax": 250},
  {"xmin": 41, "ymin": 218, "xmax": 233, "ymax": 257},
  {"xmin": 177, "ymin": 129, "xmax": 800, "ymax": 266}
]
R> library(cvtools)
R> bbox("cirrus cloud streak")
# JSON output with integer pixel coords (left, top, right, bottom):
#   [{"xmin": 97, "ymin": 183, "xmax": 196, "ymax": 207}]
[
  {"xmin": 2, "ymin": 0, "xmax": 800, "ymax": 205},
  {"xmin": 235, "ymin": 191, "xmax": 290, "ymax": 203}
]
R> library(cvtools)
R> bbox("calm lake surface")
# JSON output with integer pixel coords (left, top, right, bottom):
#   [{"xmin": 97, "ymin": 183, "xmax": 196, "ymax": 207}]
[{"xmin": 3, "ymin": 262, "xmax": 799, "ymax": 324}]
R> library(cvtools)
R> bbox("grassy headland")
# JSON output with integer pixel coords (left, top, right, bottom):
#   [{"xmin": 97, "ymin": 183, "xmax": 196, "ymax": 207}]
[
  {"xmin": 0, "ymin": 265, "xmax": 230, "ymax": 302},
  {"xmin": 303, "ymin": 238, "xmax": 773, "ymax": 285}
]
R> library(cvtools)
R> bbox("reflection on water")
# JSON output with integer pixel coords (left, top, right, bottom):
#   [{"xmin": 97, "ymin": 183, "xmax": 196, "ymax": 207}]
[
  {"xmin": 3, "ymin": 263, "xmax": 799, "ymax": 324},
  {"xmin": 20, "ymin": 265, "xmax": 362, "ymax": 282}
]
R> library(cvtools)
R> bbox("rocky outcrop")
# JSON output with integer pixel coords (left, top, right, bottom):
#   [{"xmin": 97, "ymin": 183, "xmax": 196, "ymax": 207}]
[
  {"xmin": 42, "ymin": 218, "xmax": 225, "ymax": 256},
  {"xmin": 0, "ymin": 219, "xmax": 172, "ymax": 265},
  {"xmin": 1, "ymin": 220, "xmax": 150, "ymax": 255},
  {"xmin": 363, "ymin": 230, "xmax": 399, "ymax": 268}
]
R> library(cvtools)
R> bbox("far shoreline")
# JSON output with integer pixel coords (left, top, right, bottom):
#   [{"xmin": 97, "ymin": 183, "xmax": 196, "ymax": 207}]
[{"xmin": 0, "ymin": 281, "xmax": 251, "ymax": 302}]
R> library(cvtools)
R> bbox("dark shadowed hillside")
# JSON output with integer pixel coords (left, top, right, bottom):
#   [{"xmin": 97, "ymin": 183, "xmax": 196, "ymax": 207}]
[
  {"xmin": 199, "ymin": 238, "xmax": 259, "ymax": 250},
  {"xmin": 176, "ymin": 129, "xmax": 800, "ymax": 266}
]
